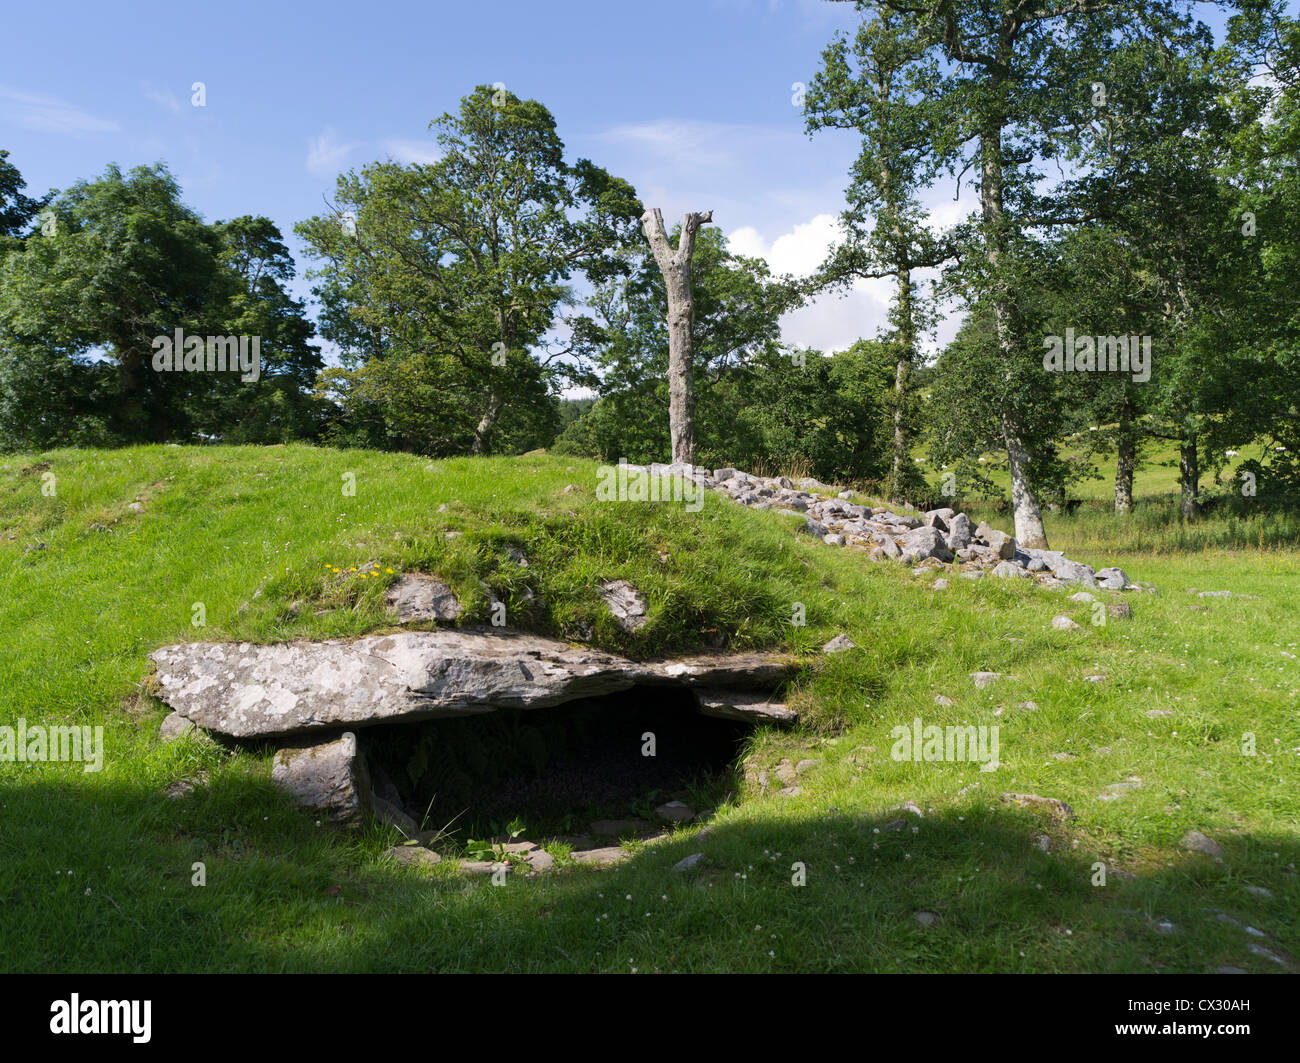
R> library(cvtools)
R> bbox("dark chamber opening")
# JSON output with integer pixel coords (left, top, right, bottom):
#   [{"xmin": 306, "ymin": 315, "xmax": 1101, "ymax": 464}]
[{"xmin": 364, "ymin": 684, "xmax": 751, "ymax": 843}]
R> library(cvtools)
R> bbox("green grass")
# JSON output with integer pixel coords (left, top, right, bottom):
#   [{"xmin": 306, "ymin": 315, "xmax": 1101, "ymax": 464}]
[{"xmin": 0, "ymin": 444, "xmax": 1296, "ymax": 972}]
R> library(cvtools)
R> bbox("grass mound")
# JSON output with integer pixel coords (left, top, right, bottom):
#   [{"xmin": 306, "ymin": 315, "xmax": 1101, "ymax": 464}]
[{"xmin": 0, "ymin": 445, "xmax": 1295, "ymax": 972}]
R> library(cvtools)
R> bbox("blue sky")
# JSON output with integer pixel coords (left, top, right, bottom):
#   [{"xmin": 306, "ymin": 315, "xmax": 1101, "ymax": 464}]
[{"xmin": 0, "ymin": 0, "xmax": 1253, "ymax": 361}]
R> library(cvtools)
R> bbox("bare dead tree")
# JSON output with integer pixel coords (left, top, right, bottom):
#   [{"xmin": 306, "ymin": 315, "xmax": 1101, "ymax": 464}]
[{"xmin": 641, "ymin": 207, "xmax": 713, "ymax": 465}]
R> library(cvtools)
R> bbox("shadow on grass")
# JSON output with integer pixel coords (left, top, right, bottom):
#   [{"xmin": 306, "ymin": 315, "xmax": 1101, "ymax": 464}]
[{"xmin": 0, "ymin": 770, "xmax": 1296, "ymax": 974}]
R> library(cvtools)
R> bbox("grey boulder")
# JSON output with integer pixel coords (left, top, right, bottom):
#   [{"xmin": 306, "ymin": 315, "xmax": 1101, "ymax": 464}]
[{"xmin": 271, "ymin": 732, "xmax": 372, "ymax": 828}]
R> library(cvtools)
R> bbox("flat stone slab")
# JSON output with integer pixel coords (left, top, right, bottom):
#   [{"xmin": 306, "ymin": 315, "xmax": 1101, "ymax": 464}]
[
  {"xmin": 570, "ymin": 846, "xmax": 632, "ymax": 866},
  {"xmin": 694, "ymin": 688, "xmax": 797, "ymax": 724},
  {"xmin": 150, "ymin": 628, "xmax": 798, "ymax": 739}
]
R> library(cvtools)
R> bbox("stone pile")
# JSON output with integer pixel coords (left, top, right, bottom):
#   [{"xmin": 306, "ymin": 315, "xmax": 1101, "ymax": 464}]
[{"xmin": 636, "ymin": 462, "xmax": 1146, "ymax": 592}]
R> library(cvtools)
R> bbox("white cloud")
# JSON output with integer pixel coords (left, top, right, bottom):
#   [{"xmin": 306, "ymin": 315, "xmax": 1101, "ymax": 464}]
[
  {"xmin": 0, "ymin": 84, "xmax": 119, "ymax": 134},
  {"xmin": 142, "ymin": 84, "xmax": 182, "ymax": 114},
  {"xmin": 596, "ymin": 118, "xmax": 802, "ymax": 175},
  {"xmin": 306, "ymin": 127, "xmax": 358, "ymax": 176},
  {"xmin": 381, "ymin": 138, "xmax": 442, "ymax": 165},
  {"xmin": 724, "ymin": 214, "xmax": 895, "ymax": 352},
  {"xmin": 728, "ymin": 213, "xmax": 845, "ymax": 278}
]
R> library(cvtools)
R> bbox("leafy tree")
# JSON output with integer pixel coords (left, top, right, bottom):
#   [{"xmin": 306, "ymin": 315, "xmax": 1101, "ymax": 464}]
[
  {"xmin": 805, "ymin": 4, "xmax": 953, "ymax": 502},
  {"xmin": 0, "ymin": 163, "xmax": 221, "ymax": 445},
  {"xmin": 862, "ymin": 0, "xmax": 1230, "ymax": 546},
  {"xmin": 194, "ymin": 216, "xmax": 326, "ymax": 443},
  {"xmin": 296, "ymin": 85, "xmax": 642, "ymax": 456},
  {"xmin": 0, "ymin": 149, "xmax": 47, "ymax": 242},
  {"xmin": 0, "ymin": 165, "xmax": 321, "ymax": 449}
]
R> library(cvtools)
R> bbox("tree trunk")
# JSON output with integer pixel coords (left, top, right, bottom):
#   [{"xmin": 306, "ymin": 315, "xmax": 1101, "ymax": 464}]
[
  {"xmin": 1003, "ymin": 419, "xmax": 1049, "ymax": 548},
  {"xmin": 471, "ymin": 391, "xmax": 504, "ymax": 455},
  {"xmin": 889, "ymin": 265, "xmax": 913, "ymax": 504},
  {"xmin": 1115, "ymin": 395, "xmax": 1135, "ymax": 513},
  {"xmin": 642, "ymin": 207, "xmax": 712, "ymax": 466},
  {"xmin": 891, "ymin": 351, "xmax": 908, "ymax": 503},
  {"xmin": 1179, "ymin": 436, "xmax": 1199, "ymax": 519},
  {"xmin": 980, "ymin": 105, "xmax": 1049, "ymax": 549}
]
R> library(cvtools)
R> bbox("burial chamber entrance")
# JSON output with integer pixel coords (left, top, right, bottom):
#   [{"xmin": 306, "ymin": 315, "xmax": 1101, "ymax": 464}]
[{"xmin": 364, "ymin": 684, "xmax": 753, "ymax": 843}]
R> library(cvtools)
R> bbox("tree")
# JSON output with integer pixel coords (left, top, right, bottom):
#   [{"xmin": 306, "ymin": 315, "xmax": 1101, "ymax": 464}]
[
  {"xmin": 0, "ymin": 164, "xmax": 321, "ymax": 449},
  {"xmin": 297, "ymin": 85, "xmax": 642, "ymax": 456},
  {"xmin": 805, "ymin": 5, "xmax": 952, "ymax": 503},
  {"xmin": 860, "ymin": 0, "xmax": 1211, "ymax": 546},
  {"xmin": 1067, "ymin": 13, "xmax": 1261, "ymax": 517},
  {"xmin": 640, "ymin": 207, "xmax": 713, "ymax": 465},
  {"xmin": 0, "ymin": 163, "xmax": 221, "ymax": 444},
  {"xmin": 0, "ymin": 149, "xmax": 47, "ymax": 241},
  {"xmin": 196, "ymin": 216, "xmax": 326, "ymax": 443},
  {"xmin": 558, "ymin": 225, "xmax": 797, "ymax": 465}
]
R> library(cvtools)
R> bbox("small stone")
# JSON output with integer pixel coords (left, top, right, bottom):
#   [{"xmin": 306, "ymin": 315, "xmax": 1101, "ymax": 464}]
[
  {"xmin": 1001, "ymin": 792, "xmax": 1075, "ymax": 822},
  {"xmin": 932, "ymin": 578, "xmax": 949, "ymax": 590},
  {"xmin": 1031, "ymin": 833, "xmax": 1051, "ymax": 853},
  {"xmin": 934, "ymin": 694, "xmax": 955, "ymax": 707},
  {"xmin": 1244, "ymin": 885, "xmax": 1273, "ymax": 899},
  {"xmin": 913, "ymin": 911, "xmax": 939, "ymax": 927},
  {"xmin": 1017, "ymin": 701, "xmax": 1039, "ymax": 711},
  {"xmin": 991, "ymin": 560, "xmax": 1029, "ymax": 579},
  {"xmin": 158, "ymin": 712, "xmax": 196, "ymax": 743},
  {"xmin": 655, "ymin": 800, "xmax": 695, "ymax": 823},
  {"xmin": 1068, "ymin": 591, "xmax": 1096, "ymax": 604},
  {"xmin": 1180, "ymin": 829, "xmax": 1225, "ymax": 861},
  {"xmin": 373, "ymin": 795, "xmax": 418, "ymax": 836},
  {"xmin": 1145, "ymin": 709, "xmax": 1174, "ymax": 719},
  {"xmin": 526, "ymin": 849, "xmax": 555, "ymax": 872},
  {"xmin": 387, "ymin": 845, "xmax": 441, "ymax": 868},
  {"xmin": 599, "ymin": 579, "xmax": 648, "ymax": 632},
  {"xmin": 674, "ymin": 852, "xmax": 705, "ymax": 872},
  {"xmin": 823, "ymin": 534, "xmax": 846, "ymax": 546},
  {"xmin": 794, "ymin": 758, "xmax": 820, "ymax": 775},
  {"xmin": 822, "ymin": 634, "xmax": 857, "ymax": 653},
  {"xmin": 776, "ymin": 786, "xmax": 802, "ymax": 797},
  {"xmin": 1094, "ymin": 567, "xmax": 1130, "ymax": 589},
  {"xmin": 970, "ymin": 671, "xmax": 1004, "ymax": 689},
  {"xmin": 1098, "ymin": 777, "xmax": 1142, "ymax": 801},
  {"xmin": 1051, "ymin": 615, "xmax": 1081, "ymax": 631},
  {"xmin": 384, "ymin": 573, "xmax": 461, "ymax": 623},
  {"xmin": 1107, "ymin": 602, "xmax": 1133, "ymax": 620},
  {"xmin": 571, "ymin": 846, "xmax": 632, "ymax": 866}
]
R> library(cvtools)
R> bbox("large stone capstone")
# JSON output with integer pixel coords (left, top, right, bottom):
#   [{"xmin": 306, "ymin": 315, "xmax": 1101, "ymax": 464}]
[{"xmin": 150, "ymin": 628, "xmax": 798, "ymax": 739}]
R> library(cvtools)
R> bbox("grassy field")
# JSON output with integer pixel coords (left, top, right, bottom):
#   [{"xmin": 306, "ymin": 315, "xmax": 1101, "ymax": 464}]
[{"xmin": 0, "ymin": 444, "xmax": 1296, "ymax": 972}]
